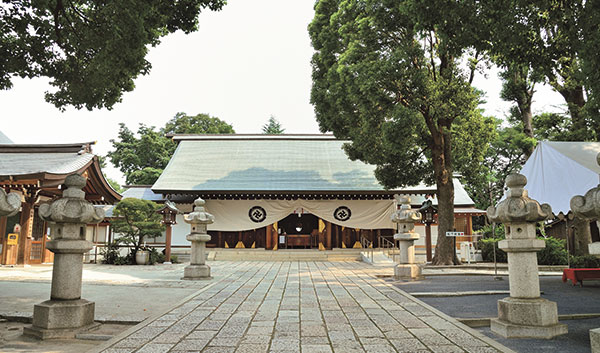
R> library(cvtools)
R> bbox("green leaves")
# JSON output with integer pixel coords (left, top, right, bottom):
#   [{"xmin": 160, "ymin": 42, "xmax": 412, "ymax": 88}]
[
  {"xmin": 262, "ymin": 116, "xmax": 285, "ymax": 134},
  {"xmin": 0, "ymin": 0, "xmax": 225, "ymax": 110},
  {"xmin": 111, "ymin": 198, "xmax": 164, "ymax": 253},
  {"xmin": 108, "ymin": 112, "xmax": 234, "ymax": 185}
]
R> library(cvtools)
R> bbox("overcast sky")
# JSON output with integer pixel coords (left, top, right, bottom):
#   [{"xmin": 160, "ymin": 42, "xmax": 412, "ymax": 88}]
[{"xmin": 0, "ymin": 0, "xmax": 565, "ymax": 183}]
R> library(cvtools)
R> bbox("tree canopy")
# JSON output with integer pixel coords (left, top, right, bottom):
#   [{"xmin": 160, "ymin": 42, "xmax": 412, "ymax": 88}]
[
  {"xmin": 262, "ymin": 116, "xmax": 285, "ymax": 134},
  {"xmin": 0, "ymin": 0, "xmax": 224, "ymax": 110},
  {"xmin": 108, "ymin": 112, "xmax": 234, "ymax": 185},
  {"xmin": 310, "ymin": 0, "xmax": 494, "ymax": 264}
]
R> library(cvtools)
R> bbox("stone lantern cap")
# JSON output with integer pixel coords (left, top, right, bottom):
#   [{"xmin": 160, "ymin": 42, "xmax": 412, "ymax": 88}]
[
  {"xmin": 391, "ymin": 195, "xmax": 422, "ymax": 224},
  {"xmin": 39, "ymin": 174, "xmax": 104, "ymax": 224},
  {"xmin": 0, "ymin": 189, "xmax": 20, "ymax": 217},
  {"xmin": 487, "ymin": 174, "xmax": 552, "ymax": 224},
  {"xmin": 184, "ymin": 198, "xmax": 215, "ymax": 226},
  {"xmin": 571, "ymin": 152, "xmax": 600, "ymax": 220}
]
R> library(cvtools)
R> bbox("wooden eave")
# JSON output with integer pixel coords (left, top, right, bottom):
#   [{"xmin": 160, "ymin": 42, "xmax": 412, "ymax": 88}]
[
  {"xmin": 154, "ymin": 189, "xmax": 433, "ymax": 201},
  {"xmin": 0, "ymin": 156, "xmax": 121, "ymax": 205}
]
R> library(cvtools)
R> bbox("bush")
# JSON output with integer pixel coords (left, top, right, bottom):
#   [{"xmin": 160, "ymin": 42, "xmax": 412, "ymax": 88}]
[
  {"xmin": 479, "ymin": 237, "xmax": 507, "ymax": 263},
  {"xmin": 171, "ymin": 255, "xmax": 179, "ymax": 264},
  {"xmin": 101, "ymin": 241, "xmax": 122, "ymax": 264},
  {"xmin": 570, "ymin": 255, "xmax": 600, "ymax": 268},
  {"xmin": 148, "ymin": 247, "xmax": 165, "ymax": 265},
  {"xmin": 537, "ymin": 237, "xmax": 568, "ymax": 265}
]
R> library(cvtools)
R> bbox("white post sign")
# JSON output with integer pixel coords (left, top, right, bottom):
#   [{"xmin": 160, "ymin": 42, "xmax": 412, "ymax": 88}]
[{"xmin": 445, "ymin": 231, "xmax": 465, "ymax": 237}]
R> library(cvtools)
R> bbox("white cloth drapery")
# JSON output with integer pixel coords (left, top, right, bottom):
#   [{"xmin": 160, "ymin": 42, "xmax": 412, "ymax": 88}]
[{"xmin": 202, "ymin": 199, "xmax": 395, "ymax": 231}]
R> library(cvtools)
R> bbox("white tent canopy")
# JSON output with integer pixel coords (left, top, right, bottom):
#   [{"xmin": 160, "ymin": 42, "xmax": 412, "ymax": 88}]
[{"xmin": 519, "ymin": 141, "xmax": 600, "ymax": 214}]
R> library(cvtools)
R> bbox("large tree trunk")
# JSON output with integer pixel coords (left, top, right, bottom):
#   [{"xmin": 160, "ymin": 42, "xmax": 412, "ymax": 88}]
[
  {"xmin": 511, "ymin": 68, "xmax": 535, "ymax": 157},
  {"xmin": 557, "ymin": 85, "xmax": 589, "ymax": 139},
  {"xmin": 430, "ymin": 128, "xmax": 459, "ymax": 265}
]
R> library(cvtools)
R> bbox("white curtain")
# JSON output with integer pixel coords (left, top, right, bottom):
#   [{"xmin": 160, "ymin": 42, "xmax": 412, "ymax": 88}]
[{"xmin": 200, "ymin": 199, "xmax": 395, "ymax": 231}]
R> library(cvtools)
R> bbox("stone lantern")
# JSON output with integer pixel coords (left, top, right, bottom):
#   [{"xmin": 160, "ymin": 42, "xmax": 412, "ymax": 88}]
[
  {"xmin": 0, "ymin": 189, "xmax": 20, "ymax": 216},
  {"xmin": 486, "ymin": 173, "xmax": 567, "ymax": 338},
  {"xmin": 24, "ymin": 174, "xmax": 104, "ymax": 339},
  {"xmin": 570, "ymin": 152, "xmax": 600, "ymax": 352},
  {"xmin": 571, "ymin": 152, "xmax": 600, "ymax": 256},
  {"xmin": 392, "ymin": 195, "xmax": 422, "ymax": 279},
  {"xmin": 182, "ymin": 197, "xmax": 214, "ymax": 280}
]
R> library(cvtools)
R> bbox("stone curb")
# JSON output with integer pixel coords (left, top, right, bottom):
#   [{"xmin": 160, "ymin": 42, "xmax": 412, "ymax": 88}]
[
  {"xmin": 377, "ymin": 277, "xmax": 518, "ymax": 353},
  {"xmin": 459, "ymin": 313, "xmax": 600, "ymax": 328},
  {"xmin": 0, "ymin": 312, "xmax": 145, "ymax": 325}
]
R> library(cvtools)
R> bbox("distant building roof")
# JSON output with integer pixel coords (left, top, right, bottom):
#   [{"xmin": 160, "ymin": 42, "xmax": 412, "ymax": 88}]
[
  {"xmin": 0, "ymin": 131, "xmax": 13, "ymax": 144},
  {"xmin": 151, "ymin": 134, "xmax": 476, "ymax": 206},
  {"xmin": 0, "ymin": 142, "xmax": 121, "ymax": 204},
  {"xmin": 122, "ymin": 185, "xmax": 165, "ymax": 201}
]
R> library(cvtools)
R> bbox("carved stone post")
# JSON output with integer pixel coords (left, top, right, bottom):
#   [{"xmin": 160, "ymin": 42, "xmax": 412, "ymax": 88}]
[
  {"xmin": 571, "ymin": 153, "xmax": 600, "ymax": 257},
  {"xmin": 392, "ymin": 195, "xmax": 422, "ymax": 279},
  {"xmin": 0, "ymin": 189, "xmax": 20, "ymax": 217},
  {"xmin": 182, "ymin": 197, "xmax": 214, "ymax": 280},
  {"xmin": 24, "ymin": 174, "xmax": 104, "ymax": 339},
  {"xmin": 487, "ymin": 174, "xmax": 567, "ymax": 339},
  {"xmin": 570, "ymin": 152, "xmax": 600, "ymax": 352}
]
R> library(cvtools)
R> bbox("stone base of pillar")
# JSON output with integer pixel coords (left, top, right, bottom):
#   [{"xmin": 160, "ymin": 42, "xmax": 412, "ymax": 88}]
[
  {"xmin": 182, "ymin": 264, "xmax": 211, "ymax": 280},
  {"xmin": 24, "ymin": 299, "xmax": 98, "ymax": 339},
  {"xmin": 590, "ymin": 328, "xmax": 600, "ymax": 353},
  {"xmin": 491, "ymin": 297, "xmax": 567, "ymax": 338},
  {"xmin": 394, "ymin": 264, "xmax": 421, "ymax": 280}
]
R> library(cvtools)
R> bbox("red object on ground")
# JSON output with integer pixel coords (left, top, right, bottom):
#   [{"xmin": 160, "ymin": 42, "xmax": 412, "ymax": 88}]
[{"xmin": 562, "ymin": 268, "xmax": 600, "ymax": 286}]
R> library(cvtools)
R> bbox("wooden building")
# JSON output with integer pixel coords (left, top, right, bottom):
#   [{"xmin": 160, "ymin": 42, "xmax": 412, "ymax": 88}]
[
  {"xmin": 145, "ymin": 135, "xmax": 483, "ymax": 254},
  {"xmin": 0, "ymin": 142, "xmax": 121, "ymax": 265}
]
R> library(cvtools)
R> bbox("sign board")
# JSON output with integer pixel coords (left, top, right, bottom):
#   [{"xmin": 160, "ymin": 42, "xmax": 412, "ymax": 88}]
[
  {"xmin": 445, "ymin": 231, "xmax": 465, "ymax": 237},
  {"xmin": 279, "ymin": 235, "xmax": 286, "ymax": 244},
  {"xmin": 7, "ymin": 233, "xmax": 18, "ymax": 245}
]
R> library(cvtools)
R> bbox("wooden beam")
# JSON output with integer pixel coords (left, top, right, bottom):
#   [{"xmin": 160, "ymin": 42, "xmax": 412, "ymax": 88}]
[
  {"xmin": 266, "ymin": 224, "xmax": 272, "ymax": 250},
  {"xmin": 326, "ymin": 221, "xmax": 332, "ymax": 250}
]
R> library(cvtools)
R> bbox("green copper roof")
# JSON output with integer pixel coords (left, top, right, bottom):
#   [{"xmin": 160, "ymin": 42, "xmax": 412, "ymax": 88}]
[
  {"xmin": 153, "ymin": 135, "xmax": 388, "ymax": 192},
  {"xmin": 151, "ymin": 135, "xmax": 475, "ymax": 205}
]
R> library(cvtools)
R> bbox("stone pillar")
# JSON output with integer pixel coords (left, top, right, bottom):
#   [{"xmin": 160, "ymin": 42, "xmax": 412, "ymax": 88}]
[
  {"xmin": 487, "ymin": 174, "xmax": 567, "ymax": 339},
  {"xmin": 392, "ymin": 195, "xmax": 422, "ymax": 280},
  {"xmin": 570, "ymin": 152, "xmax": 600, "ymax": 351},
  {"xmin": 24, "ymin": 174, "xmax": 104, "ymax": 339},
  {"xmin": 182, "ymin": 197, "xmax": 214, "ymax": 280}
]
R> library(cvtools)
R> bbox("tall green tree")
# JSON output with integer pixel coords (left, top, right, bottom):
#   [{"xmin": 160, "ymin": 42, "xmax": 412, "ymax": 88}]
[
  {"xmin": 0, "ymin": 1, "xmax": 224, "ymax": 110},
  {"xmin": 481, "ymin": 1, "xmax": 597, "ymax": 141},
  {"xmin": 164, "ymin": 112, "xmax": 235, "ymax": 135},
  {"xmin": 108, "ymin": 112, "xmax": 234, "ymax": 185},
  {"xmin": 310, "ymin": 0, "xmax": 494, "ymax": 264},
  {"xmin": 262, "ymin": 116, "xmax": 285, "ymax": 134}
]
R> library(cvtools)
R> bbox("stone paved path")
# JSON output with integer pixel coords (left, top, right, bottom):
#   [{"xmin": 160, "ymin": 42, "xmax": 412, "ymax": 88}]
[{"xmin": 94, "ymin": 261, "xmax": 513, "ymax": 353}]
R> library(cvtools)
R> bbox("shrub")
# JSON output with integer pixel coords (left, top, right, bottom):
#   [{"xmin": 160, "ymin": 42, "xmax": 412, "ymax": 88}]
[
  {"xmin": 101, "ymin": 241, "xmax": 122, "ymax": 265},
  {"xmin": 478, "ymin": 237, "xmax": 507, "ymax": 263},
  {"xmin": 148, "ymin": 247, "xmax": 165, "ymax": 265},
  {"xmin": 570, "ymin": 255, "xmax": 600, "ymax": 268},
  {"xmin": 537, "ymin": 237, "xmax": 568, "ymax": 265},
  {"xmin": 171, "ymin": 255, "xmax": 179, "ymax": 264}
]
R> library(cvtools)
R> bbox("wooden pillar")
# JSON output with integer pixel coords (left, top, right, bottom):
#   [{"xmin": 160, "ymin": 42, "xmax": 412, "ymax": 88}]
[
  {"xmin": 326, "ymin": 221, "xmax": 332, "ymax": 250},
  {"xmin": 266, "ymin": 224, "xmax": 272, "ymax": 250},
  {"xmin": 0, "ymin": 216, "xmax": 6, "ymax": 264},
  {"xmin": 17, "ymin": 200, "xmax": 35, "ymax": 265},
  {"xmin": 425, "ymin": 223, "xmax": 432, "ymax": 262},
  {"xmin": 165, "ymin": 224, "xmax": 172, "ymax": 263}
]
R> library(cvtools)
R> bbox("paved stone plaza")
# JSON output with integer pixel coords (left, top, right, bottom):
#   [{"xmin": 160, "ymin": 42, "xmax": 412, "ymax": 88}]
[{"xmin": 93, "ymin": 261, "xmax": 512, "ymax": 353}]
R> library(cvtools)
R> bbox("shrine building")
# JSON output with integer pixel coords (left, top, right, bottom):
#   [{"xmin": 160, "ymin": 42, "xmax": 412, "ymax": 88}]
[
  {"xmin": 145, "ymin": 134, "xmax": 483, "ymax": 255},
  {"xmin": 0, "ymin": 141, "xmax": 121, "ymax": 265}
]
